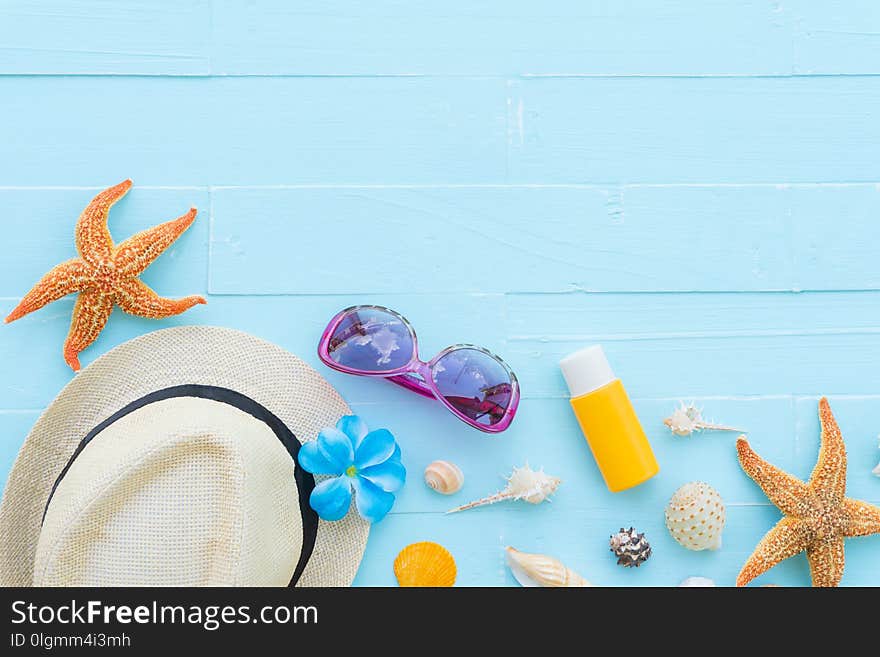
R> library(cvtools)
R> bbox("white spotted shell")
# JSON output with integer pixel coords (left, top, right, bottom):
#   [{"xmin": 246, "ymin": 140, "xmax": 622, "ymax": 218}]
[
  {"xmin": 665, "ymin": 481, "xmax": 726, "ymax": 551},
  {"xmin": 424, "ymin": 460, "xmax": 464, "ymax": 495}
]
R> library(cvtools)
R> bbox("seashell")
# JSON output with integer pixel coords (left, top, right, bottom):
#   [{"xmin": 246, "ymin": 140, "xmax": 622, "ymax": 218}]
[
  {"xmin": 393, "ymin": 541, "xmax": 456, "ymax": 587},
  {"xmin": 665, "ymin": 481, "xmax": 726, "ymax": 551},
  {"xmin": 679, "ymin": 576, "xmax": 716, "ymax": 587},
  {"xmin": 505, "ymin": 547, "xmax": 592, "ymax": 587},
  {"xmin": 447, "ymin": 463, "xmax": 561, "ymax": 513},
  {"xmin": 609, "ymin": 527, "xmax": 652, "ymax": 567},
  {"xmin": 664, "ymin": 401, "xmax": 744, "ymax": 436},
  {"xmin": 424, "ymin": 460, "xmax": 464, "ymax": 495}
]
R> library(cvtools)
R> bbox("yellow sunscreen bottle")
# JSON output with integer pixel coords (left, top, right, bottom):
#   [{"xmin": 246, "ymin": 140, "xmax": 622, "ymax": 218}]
[{"xmin": 560, "ymin": 345, "xmax": 659, "ymax": 492}]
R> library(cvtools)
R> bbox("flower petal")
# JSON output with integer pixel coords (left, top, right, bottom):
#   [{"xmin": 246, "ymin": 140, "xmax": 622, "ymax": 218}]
[
  {"xmin": 299, "ymin": 427, "xmax": 354, "ymax": 475},
  {"xmin": 298, "ymin": 440, "xmax": 333, "ymax": 475},
  {"xmin": 309, "ymin": 476, "xmax": 353, "ymax": 521},
  {"xmin": 387, "ymin": 443, "xmax": 402, "ymax": 464},
  {"xmin": 337, "ymin": 415, "xmax": 369, "ymax": 450},
  {"xmin": 354, "ymin": 428, "xmax": 397, "ymax": 469},
  {"xmin": 351, "ymin": 476, "xmax": 395, "ymax": 523},
  {"xmin": 360, "ymin": 459, "xmax": 407, "ymax": 493}
]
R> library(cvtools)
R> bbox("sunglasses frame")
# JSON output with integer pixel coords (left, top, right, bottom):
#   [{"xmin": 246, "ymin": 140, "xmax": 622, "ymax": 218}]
[{"xmin": 317, "ymin": 305, "xmax": 520, "ymax": 433}]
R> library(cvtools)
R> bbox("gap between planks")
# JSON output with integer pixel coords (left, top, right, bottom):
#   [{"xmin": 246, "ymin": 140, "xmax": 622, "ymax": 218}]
[
  {"xmin": 3, "ymin": 73, "xmax": 880, "ymax": 80},
  {"xmin": 2, "ymin": 182, "xmax": 879, "ymax": 191}
]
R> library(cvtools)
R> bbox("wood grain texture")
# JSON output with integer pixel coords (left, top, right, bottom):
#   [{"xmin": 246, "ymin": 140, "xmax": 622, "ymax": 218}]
[
  {"xmin": 0, "ymin": 1, "xmax": 210, "ymax": 74},
  {"xmin": 4, "ymin": 1, "xmax": 877, "ymax": 77},
  {"xmin": 210, "ymin": 185, "xmax": 880, "ymax": 293},
  {"xmin": 792, "ymin": 0, "xmax": 880, "ymax": 75},
  {"xmin": 511, "ymin": 333, "xmax": 880, "ymax": 398},
  {"xmin": 211, "ymin": 0, "xmax": 790, "ymax": 76},
  {"xmin": 0, "ymin": 77, "xmax": 507, "ymax": 185},
  {"xmin": 509, "ymin": 77, "xmax": 880, "ymax": 183},
  {"xmin": 1, "ymin": 2, "xmax": 879, "ymax": 587}
]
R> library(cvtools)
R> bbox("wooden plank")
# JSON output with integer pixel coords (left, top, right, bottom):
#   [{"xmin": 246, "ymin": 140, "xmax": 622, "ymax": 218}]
[
  {"xmin": 8, "ymin": 1, "xmax": 879, "ymax": 78},
  {"xmin": 211, "ymin": 0, "xmax": 791, "ymax": 76},
  {"xmin": 790, "ymin": 185, "xmax": 880, "ymax": 291},
  {"xmin": 210, "ymin": 185, "xmax": 880, "ymax": 294},
  {"xmin": 510, "ymin": 332, "xmax": 880, "ymax": 398},
  {"xmin": 509, "ymin": 77, "xmax": 880, "ymax": 183},
  {"xmin": 1, "ymin": 1, "xmax": 877, "ymax": 77},
  {"xmin": 210, "ymin": 186, "xmax": 612, "ymax": 294},
  {"xmin": 792, "ymin": 0, "xmax": 880, "ymax": 75},
  {"xmin": 0, "ymin": 1, "xmax": 210, "ymax": 75},
  {"xmin": 0, "ymin": 77, "xmax": 507, "ymax": 186},
  {"xmin": 507, "ymin": 291, "xmax": 880, "ymax": 339},
  {"xmin": 0, "ymin": 188, "xmax": 210, "ymax": 298}
]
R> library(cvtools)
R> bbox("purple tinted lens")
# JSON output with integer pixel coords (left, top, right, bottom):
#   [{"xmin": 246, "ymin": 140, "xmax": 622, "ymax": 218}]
[
  {"xmin": 327, "ymin": 307, "xmax": 415, "ymax": 373},
  {"xmin": 432, "ymin": 348, "xmax": 513, "ymax": 427}
]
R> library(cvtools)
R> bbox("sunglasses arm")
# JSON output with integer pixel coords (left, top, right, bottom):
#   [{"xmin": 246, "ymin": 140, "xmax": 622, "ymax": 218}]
[{"xmin": 386, "ymin": 373, "xmax": 436, "ymax": 399}]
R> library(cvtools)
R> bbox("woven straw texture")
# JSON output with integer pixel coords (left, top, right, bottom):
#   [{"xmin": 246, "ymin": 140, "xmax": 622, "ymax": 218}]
[
  {"xmin": 0, "ymin": 326, "xmax": 369, "ymax": 587},
  {"xmin": 35, "ymin": 397, "xmax": 301, "ymax": 586}
]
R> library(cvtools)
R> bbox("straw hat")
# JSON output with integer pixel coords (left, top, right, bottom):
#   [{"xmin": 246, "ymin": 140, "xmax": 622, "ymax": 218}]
[{"xmin": 0, "ymin": 326, "xmax": 369, "ymax": 587}]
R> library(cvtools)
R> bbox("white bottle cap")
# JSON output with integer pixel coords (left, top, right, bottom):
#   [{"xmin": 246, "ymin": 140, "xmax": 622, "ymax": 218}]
[{"xmin": 560, "ymin": 345, "xmax": 616, "ymax": 398}]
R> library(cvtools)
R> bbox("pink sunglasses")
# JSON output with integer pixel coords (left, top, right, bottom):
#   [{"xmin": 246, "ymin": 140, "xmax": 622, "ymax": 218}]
[{"xmin": 318, "ymin": 305, "xmax": 520, "ymax": 433}]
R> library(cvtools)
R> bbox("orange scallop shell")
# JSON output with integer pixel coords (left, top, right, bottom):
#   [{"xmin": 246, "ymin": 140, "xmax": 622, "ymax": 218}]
[{"xmin": 393, "ymin": 541, "xmax": 457, "ymax": 587}]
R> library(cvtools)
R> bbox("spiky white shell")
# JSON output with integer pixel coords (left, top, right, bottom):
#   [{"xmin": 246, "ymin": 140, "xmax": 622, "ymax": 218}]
[
  {"xmin": 506, "ymin": 464, "xmax": 561, "ymax": 504},
  {"xmin": 505, "ymin": 547, "xmax": 592, "ymax": 587},
  {"xmin": 664, "ymin": 404, "xmax": 700, "ymax": 435},
  {"xmin": 424, "ymin": 460, "xmax": 464, "ymax": 495},
  {"xmin": 665, "ymin": 481, "xmax": 726, "ymax": 551},
  {"xmin": 663, "ymin": 401, "xmax": 743, "ymax": 436},
  {"xmin": 679, "ymin": 576, "xmax": 716, "ymax": 587},
  {"xmin": 447, "ymin": 463, "xmax": 561, "ymax": 513}
]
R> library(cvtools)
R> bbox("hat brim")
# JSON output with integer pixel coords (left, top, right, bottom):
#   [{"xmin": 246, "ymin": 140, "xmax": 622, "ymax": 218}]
[{"xmin": 0, "ymin": 326, "xmax": 369, "ymax": 587}]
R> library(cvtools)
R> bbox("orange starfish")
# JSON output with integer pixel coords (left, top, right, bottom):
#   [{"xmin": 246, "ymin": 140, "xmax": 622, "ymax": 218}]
[
  {"xmin": 736, "ymin": 398, "xmax": 880, "ymax": 587},
  {"xmin": 5, "ymin": 180, "xmax": 205, "ymax": 371}
]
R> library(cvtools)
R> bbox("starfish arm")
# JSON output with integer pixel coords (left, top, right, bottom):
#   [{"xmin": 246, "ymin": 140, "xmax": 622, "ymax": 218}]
[
  {"xmin": 736, "ymin": 517, "xmax": 809, "ymax": 586},
  {"xmin": 736, "ymin": 437, "xmax": 818, "ymax": 516},
  {"xmin": 4, "ymin": 259, "xmax": 92, "ymax": 323},
  {"xmin": 808, "ymin": 397, "xmax": 847, "ymax": 507},
  {"xmin": 113, "ymin": 207, "xmax": 198, "ymax": 277},
  {"xmin": 75, "ymin": 180, "xmax": 132, "ymax": 266},
  {"xmin": 114, "ymin": 277, "xmax": 205, "ymax": 319},
  {"xmin": 62, "ymin": 290, "xmax": 114, "ymax": 371},
  {"xmin": 806, "ymin": 536, "xmax": 845, "ymax": 587},
  {"xmin": 842, "ymin": 498, "xmax": 880, "ymax": 537}
]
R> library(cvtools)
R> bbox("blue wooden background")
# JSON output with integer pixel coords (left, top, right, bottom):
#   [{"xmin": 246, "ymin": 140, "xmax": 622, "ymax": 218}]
[{"xmin": 1, "ymin": 1, "xmax": 879, "ymax": 587}]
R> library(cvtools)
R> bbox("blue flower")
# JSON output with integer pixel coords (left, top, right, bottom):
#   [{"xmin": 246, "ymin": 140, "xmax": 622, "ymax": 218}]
[{"xmin": 298, "ymin": 415, "xmax": 405, "ymax": 523}]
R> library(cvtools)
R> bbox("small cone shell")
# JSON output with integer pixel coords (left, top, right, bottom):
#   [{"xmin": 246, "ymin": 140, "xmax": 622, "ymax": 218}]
[
  {"xmin": 393, "ymin": 542, "xmax": 456, "ymax": 587},
  {"xmin": 665, "ymin": 481, "xmax": 726, "ymax": 551},
  {"xmin": 424, "ymin": 460, "xmax": 464, "ymax": 495},
  {"xmin": 505, "ymin": 547, "xmax": 592, "ymax": 587}
]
